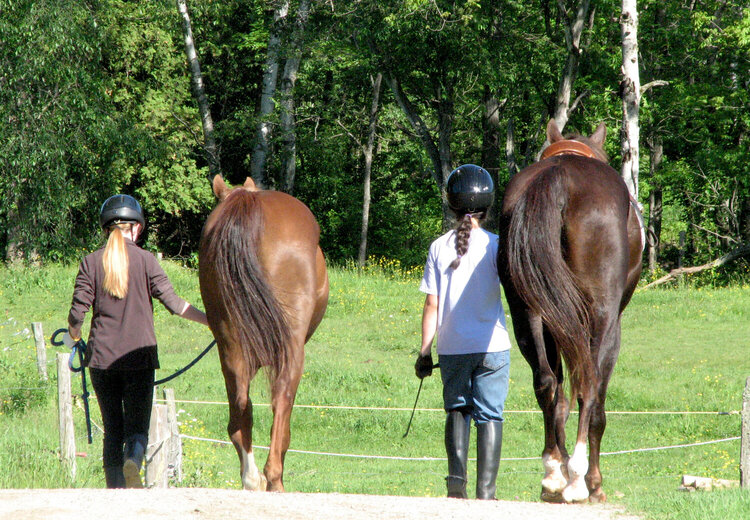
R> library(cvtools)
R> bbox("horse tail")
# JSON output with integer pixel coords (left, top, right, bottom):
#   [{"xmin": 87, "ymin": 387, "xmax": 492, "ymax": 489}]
[
  {"xmin": 201, "ymin": 190, "xmax": 292, "ymax": 381},
  {"xmin": 506, "ymin": 167, "xmax": 593, "ymax": 398}
]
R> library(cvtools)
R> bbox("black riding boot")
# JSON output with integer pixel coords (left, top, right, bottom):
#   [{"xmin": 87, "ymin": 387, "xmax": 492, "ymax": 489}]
[
  {"xmin": 123, "ymin": 434, "xmax": 147, "ymax": 488},
  {"xmin": 104, "ymin": 466, "xmax": 126, "ymax": 489},
  {"xmin": 445, "ymin": 410, "xmax": 470, "ymax": 498},
  {"xmin": 476, "ymin": 420, "xmax": 503, "ymax": 500}
]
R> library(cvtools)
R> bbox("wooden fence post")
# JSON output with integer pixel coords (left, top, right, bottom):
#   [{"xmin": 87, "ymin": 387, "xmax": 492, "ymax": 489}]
[
  {"xmin": 145, "ymin": 402, "xmax": 169, "ymax": 488},
  {"xmin": 32, "ymin": 322, "xmax": 47, "ymax": 381},
  {"xmin": 163, "ymin": 388, "xmax": 183, "ymax": 483},
  {"xmin": 741, "ymin": 376, "xmax": 750, "ymax": 489},
  {"xmin": 56, "ymin": 353, "xmax": 76, "ymax": 480}
]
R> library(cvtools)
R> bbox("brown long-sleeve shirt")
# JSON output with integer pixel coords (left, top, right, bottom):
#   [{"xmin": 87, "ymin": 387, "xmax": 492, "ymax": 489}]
[{"xmin": 68, "ymin": 239, "xmax": 187, "ymax": 370}]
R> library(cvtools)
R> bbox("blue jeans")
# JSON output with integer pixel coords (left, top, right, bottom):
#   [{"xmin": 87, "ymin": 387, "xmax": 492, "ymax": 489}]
[{"xmin": 439, "ymin": 350, "xmax": 510, "ymax": 424}]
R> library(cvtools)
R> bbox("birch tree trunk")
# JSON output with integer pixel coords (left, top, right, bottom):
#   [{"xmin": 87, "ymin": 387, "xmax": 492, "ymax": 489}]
[
  {"xmin": 358, "ymin": 73, "xmax": 383, "ymax": 267},
  {"xmin": 177, "ymin": 0, "xmax": 221, "ymax": 181},
  {"xmin": 250, "ymin": 0, "xmax": 290, "ymax": 189},
  {"xmin": 506, "ymin": 119, "xmax": 519, "ymax": 178},
  {"xmin": 280, "ymin": 0, "xmax": 311, "ymax": 194},
  {"xmin": 620, "ymin": 0, "xmax": 641, "ymax": 199}
]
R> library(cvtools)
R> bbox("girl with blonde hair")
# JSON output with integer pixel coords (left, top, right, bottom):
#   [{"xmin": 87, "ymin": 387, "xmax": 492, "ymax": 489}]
[{"xmin": 67, "ymin": 194, "xmax": 208, "ymax": 488}]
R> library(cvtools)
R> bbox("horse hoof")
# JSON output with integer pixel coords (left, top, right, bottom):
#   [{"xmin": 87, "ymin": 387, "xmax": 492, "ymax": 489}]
[
  {"xmin": 540, "ymin": 490, "xmax": 565, "ymax": 503},
  {"xmin": 588, "ymin": 488, "xmax": 607, "ymax": 504},
  {"xmin": 541, "ymin": 475, "xmax": 567, "ymax": 494},
  {"xmin": 562, "ymin": 482, "xmax": 590, "ymax": 504},
  {"xmin": 242, "ymin": 473, "xmax": 267, "ymax": 491}
]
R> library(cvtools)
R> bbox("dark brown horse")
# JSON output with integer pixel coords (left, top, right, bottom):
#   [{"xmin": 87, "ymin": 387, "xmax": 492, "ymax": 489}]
[
  {"xmin": 199, "ymin": 175, "xmax": 329, "ymax": 492},
  {"xmin": 497, "ymin": 120, "xmax": 642, "ymax": 503}
]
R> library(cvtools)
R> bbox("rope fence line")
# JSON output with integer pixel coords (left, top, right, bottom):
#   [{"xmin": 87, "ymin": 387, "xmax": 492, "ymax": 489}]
[
  {"xmin": 179, "ymin": 433, "xmax": 742, "ymax": 462},
  {"xmin": 156, "ymin": 398, "xmax": 741, "ymax": 416}
]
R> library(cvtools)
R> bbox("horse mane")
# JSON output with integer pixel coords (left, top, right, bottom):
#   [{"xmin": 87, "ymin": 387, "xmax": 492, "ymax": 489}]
[
  {"xmin": 201, "ymin": 188, "xmax": 292, "ymax": 380},
  {"xmin": 506, "ymin": 166, "xmax": 594, "ymax": 397}
]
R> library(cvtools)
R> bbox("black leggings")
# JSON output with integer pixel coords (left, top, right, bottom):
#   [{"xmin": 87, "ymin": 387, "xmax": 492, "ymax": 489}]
[{"xmin": 89, "ymin": 368, "xmax": 154, "ymax": 467}]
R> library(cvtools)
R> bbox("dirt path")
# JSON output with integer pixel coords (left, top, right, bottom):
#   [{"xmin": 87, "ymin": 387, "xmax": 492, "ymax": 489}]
[{"xmin": 0, "ymin": 488, "xmax": 641, "ymax": 520}]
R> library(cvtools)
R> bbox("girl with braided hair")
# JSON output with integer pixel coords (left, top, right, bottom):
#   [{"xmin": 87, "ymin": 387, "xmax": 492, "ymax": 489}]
[{"xmin": 415, "ymin": 164, "xmax": 512, "ymax": 500}]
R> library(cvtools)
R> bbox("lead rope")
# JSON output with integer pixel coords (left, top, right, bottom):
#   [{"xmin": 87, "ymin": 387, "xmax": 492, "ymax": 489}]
[
  {"xmin": 52, "ymin": 328, "xmax": 216, "ymax": 443},
  {"xmin": 51, "ymin": 328, "xmax": 93, "ymax": 444},
  {"xmin": 153, "ymin": 340, "xmax": 216, "ymax": 385}
]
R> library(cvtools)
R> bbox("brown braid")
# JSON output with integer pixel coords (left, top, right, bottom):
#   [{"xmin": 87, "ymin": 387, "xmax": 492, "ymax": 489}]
[{"xmin": 449, "ymin": 213, "xmax": 474, "ymax": 269}]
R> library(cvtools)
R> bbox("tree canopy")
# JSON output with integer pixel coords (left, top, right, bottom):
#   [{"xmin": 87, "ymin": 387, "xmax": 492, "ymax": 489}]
[{"xmin": 0, "ymin": 0, "xmax": 747, "ymax": 277}]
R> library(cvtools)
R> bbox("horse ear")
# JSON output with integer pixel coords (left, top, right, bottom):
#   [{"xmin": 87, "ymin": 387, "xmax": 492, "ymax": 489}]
[
  {"xmin": 547, "ymin": 119, "xmax": 564, "ymax": 143},
  {"xmin": 590, "ymin": 122, "xmax": 607, "ymax": 147},
  {"xmin": 243, "ymin": 177, "xmax": 259, "ymax": 192},
  {"xmin": 212, "ymin": 175, "xmax": 230, "ymax": 201}
]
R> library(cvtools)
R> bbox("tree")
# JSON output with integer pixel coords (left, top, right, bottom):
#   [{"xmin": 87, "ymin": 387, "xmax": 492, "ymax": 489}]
[
  {"xmin": 0, "ymin": 0, "xmax": 126, "ymax": 260},
  {"xmin": 550, "ymin": 0, "xmax": 593, "ymax": 134},
  {"xmin": 177, "ymin": 0, "xmax": 221, "ymax": 181},
  {"xmin": 250, "ymin": 0, "xmax": 290, "ymax": 188},
  {"xmin": 620, "ymin": 0, "xmax": 640, "ymax": 199},
  {"xmin": 637, "ymin": 0, "xmax": 749, "ymax": 270},
  {"xmin": 353, "ymin": 1, "xmax": 505, "ymax": 226},
  {"xmin": 279, "ymin": 0, "xmax": 312, "ymax": 193}
]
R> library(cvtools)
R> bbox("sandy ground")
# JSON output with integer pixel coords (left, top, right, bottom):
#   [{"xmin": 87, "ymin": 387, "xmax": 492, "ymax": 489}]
[{"xmin": 0, "ymin": 488, "xmax": 642, "ymax": 520}]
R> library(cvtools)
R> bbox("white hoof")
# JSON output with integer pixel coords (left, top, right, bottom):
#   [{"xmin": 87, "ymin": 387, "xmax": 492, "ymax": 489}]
[
  {"xmin": 242, "ymin": 473, "xmax": 267, "ymax": 491},
  {"xmin": 562, "ymin": 479, "xmax": 590, "ymax": 503},
  {"xmin": 240, "ymin": 446, "xmax": 266, "ymax": 491},
  {"xmin": 542, "ymin": 453, "xmax": 567, "ymax": 494},
  {"xmin": 542, "ymin": 473, "xmax": 567, "ymax": 494}
]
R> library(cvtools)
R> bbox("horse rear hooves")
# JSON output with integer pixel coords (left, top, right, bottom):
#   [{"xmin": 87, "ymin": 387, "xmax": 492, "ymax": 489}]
[{"xmin": 588, "ymin": 488, "xmax": 607, "ymax": 503}]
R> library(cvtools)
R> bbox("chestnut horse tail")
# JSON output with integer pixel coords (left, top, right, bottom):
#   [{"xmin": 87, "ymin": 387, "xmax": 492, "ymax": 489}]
[
  {"xmin": 506, "ymin": 167, "xmax": 593, "ymax": 398},
  {"xmin": 202, "ymin": 190, "xmax": 292, "ymax": 381}
]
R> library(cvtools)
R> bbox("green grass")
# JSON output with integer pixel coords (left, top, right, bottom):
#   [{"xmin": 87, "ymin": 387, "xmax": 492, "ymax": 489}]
[{"xmin": 0, "ymin": 261, "xmax": 748, "ymax": 519}]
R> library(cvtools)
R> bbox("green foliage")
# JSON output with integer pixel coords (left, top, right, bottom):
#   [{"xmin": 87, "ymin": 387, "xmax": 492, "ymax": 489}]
[
  {"xmin": 639, "ymin": 1, "xmax": 750, "ymax": 266},
  {"xmin": 0, "ymin": 0, "xmax": 749, "ymax": 276}
]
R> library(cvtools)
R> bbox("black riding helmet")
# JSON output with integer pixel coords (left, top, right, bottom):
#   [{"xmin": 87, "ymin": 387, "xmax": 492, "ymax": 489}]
[
  {"xmin": 99, "ymin": 194, "xmax": 145, "ymax": 229},
  {"xmin": 445, "ymin": 164, "xmax": 494, "ymax": 213}
]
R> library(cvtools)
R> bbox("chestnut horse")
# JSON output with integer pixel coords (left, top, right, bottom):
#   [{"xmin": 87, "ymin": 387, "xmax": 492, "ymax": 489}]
[
  {"xmin": 497, "ymin": 120, "xmax": 642, "ymax": 503},
  {"xmin": 199, "ymin": 175, "xmax": 329, "ymax": 492}
]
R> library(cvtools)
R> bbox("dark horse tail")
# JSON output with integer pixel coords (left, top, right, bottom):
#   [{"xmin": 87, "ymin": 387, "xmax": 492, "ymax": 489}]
[
  {"xmin": 506, "ymin": 167, "xmax": 593, "ymax": 397},
  {"xmin": 201, "ymin": 190, "xmax": 292, "ymax": 380}
]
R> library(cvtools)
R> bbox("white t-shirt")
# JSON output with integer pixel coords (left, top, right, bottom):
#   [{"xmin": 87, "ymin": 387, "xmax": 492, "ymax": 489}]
[{"xmin": 420, "ymin": 227, "xmax": 512, "ymax": 355}]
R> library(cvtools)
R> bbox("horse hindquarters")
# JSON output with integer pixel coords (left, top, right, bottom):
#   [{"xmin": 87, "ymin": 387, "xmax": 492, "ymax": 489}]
[
  {"xmin": 505, "ymin": 168, "xmax": 594, "ymax": 394},
  {"xmin": 200, "ymin": 185, "xmax": 322, "ymax": 491},
  {"xmin": 501, "ymin": 166, "xmax": 600, "ymax": 503}
]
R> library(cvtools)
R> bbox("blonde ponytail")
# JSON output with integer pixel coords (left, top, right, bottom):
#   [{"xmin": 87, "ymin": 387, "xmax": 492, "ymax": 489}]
[{"xmin": 102, "ymin": 224, "xmax": 131, "ymax": 298}]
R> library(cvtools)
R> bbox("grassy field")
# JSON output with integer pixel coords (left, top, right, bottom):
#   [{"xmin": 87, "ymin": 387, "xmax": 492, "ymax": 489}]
[{"xmin": 0, "ymin": 260, "xmax": 748, "ymax": 519}]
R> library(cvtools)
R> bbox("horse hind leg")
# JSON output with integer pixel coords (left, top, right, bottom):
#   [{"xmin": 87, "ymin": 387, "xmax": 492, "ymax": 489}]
[
  {"xmin": 561, "ymin": 345, "xmax": 605, "ymax": 503},
  {"xmin": 586, "ymin": 399, "xmax": 607, "ymax": 503},
  {"xmin": 231, "ymin": 403, "xmax": 267, "ymax": 491},
  {"xmin": 525, "ymin": 320, "xmax": 569, "ymax": 502},
  {"xmin": 586, "ymin": 319, "xmax": 622, "ymax": 503},
  {"xmin": 222, "ymin": 352, "xmax": 266, "ymax": 491},
  {"xmin": 540, "ymin": 375, "xmax": 570, "ymax": 502},
  {"xmin": 264, "ymin": 346, "xmax": 304, "ymax": 492}
]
